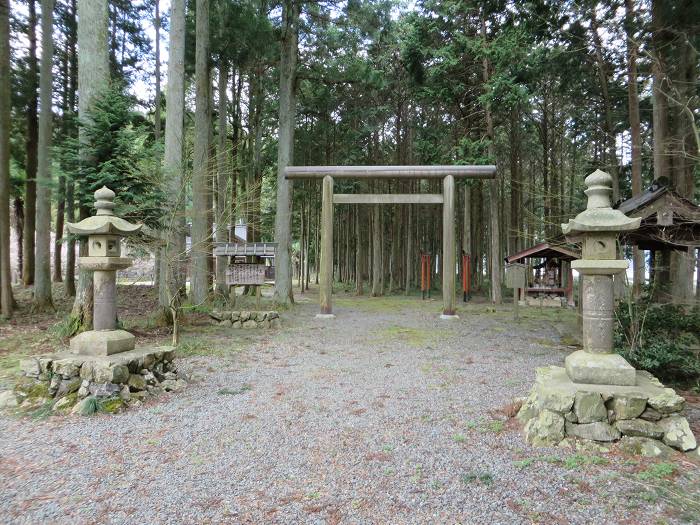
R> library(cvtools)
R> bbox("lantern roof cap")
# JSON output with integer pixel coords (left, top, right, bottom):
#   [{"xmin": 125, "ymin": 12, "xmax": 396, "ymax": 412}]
[
  {"xmin": 66, "ymin": 186, "xmax": 142, "ymax": 236},
  {"xmin": 562, "ymin": 170, "xmax": 640, "ymax": 235}
]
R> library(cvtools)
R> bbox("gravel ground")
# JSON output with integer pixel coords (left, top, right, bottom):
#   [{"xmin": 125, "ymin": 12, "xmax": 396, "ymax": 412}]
[{"xmin": 1, "ymin": 292, "xmax": 698, "ymax": 524}]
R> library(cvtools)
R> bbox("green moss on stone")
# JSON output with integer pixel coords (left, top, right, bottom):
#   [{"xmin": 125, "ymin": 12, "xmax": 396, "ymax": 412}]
[{"xmin": 99, "ymin": 397, "xmax": 124, "ymax": 414}]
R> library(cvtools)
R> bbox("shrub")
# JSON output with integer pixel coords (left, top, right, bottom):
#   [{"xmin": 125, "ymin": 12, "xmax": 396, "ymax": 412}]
[{"xmin": 615, "ymin": 296, "xmax": 700, "ymax": 383}]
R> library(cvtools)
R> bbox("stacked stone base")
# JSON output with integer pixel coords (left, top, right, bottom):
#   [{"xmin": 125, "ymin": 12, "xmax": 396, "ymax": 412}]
[
  {"xmin": 210, "ymin": 310, "xmax": 280, "ymax": 328},
  {"xmin": 11, "ymin": 346, "xmax": 185, "ymax": 414},
  {"xmin": 518, "ymin": 366, "xmax": 697, "ymax": 456}
]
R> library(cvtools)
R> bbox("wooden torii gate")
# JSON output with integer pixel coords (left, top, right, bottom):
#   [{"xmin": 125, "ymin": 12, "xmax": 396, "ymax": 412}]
[{"xmin": 284, "ymin": 165, "xmax": 497, "ymax": 318}]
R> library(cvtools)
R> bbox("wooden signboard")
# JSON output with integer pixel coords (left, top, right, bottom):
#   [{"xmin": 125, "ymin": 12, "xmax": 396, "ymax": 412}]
[
  {"xmin": 505, "ymin": 263, "xmax": 527, "ymax": 289},
  {"xmin": 226, "ymin": 263, "xmax": 266, "ymax": 286}
]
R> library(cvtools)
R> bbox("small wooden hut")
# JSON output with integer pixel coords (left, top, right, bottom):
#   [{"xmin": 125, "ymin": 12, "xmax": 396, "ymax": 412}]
[{"xmin": 505, "ymin": 242, "xmax": 579, "ymax": 307}]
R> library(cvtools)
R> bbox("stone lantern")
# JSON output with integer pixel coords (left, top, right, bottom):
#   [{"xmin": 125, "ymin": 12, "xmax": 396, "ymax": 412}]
[
  {"xmin": 561, "ymin": 170, "xmax": 640, "ymax": 386},
  {"xmin": 67, "ymin": 186, "xmax": 142, "ymax": 355}
]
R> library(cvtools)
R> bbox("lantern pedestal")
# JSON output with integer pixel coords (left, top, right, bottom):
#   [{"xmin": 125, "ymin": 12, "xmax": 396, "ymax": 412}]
[{"xmin": 70, "ymin": 329, "xmax": 136, "ymax": 356}]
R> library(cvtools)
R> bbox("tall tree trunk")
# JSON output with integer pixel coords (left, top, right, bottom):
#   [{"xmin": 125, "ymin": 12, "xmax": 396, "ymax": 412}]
[
  {"xmin": 215, "ymin": 61, "xmax": 228, "ymax": 297},
  {"xmin": 481, "ymin": 14, "xmax": 501, "ymax": 304},
  {"xmin": 72, "ymin": 0, "xmax": 109, "ymax": 329},
  {"xmin": 0, "ymin": 0, "xmax": 12, "ymax": 316},
  {"xmin": 23, "ymin": 0, "xmax": 38, "ymax": 286},
  {"xmin": 191, "ymin": 0, "xmax": 210, "ymax": 305},
  {"xmin": 626, "ymin": 0, "xmax": 644, "ymax": 296},
  {"xmin": 273, "ymin": 0, "xmax": 299, "ymax": 305},
  {"xmin": 33, "ymin": 0, "xmax": 54, "ymax": 310},
  {"xmin": 159, "ymin": 0, "xmax": 186, "ymax": 313},
  {"xmin": 154, "ymin": 0, "xmax": 162, "ymax": 142}
]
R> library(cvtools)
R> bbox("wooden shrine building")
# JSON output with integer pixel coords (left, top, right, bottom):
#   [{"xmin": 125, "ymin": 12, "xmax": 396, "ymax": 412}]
[{"xmin": 505, "ymin": 242, "xmax": 579, "ymax": 307}]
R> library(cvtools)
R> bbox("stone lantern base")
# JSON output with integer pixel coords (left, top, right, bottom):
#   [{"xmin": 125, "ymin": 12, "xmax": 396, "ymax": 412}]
[
  {"xmin": 70, "ymin": 329, "xmax": 136, "ymax": 356},
  {"xmin": 565, "ymin": 350, "xmax": 636, "ymax": 386},
  {"xmin": 518, "ymin": 366, "xmax": 698, "ymax": 456}
]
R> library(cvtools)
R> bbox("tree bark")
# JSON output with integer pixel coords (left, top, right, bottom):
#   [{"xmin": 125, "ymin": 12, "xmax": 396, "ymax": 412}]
[
  {"xmin": 72, "ymin": 0, "xmax": 109, "ymax": 328},
  {"xmin": 159, "ymin": 0, "xmax": 186, "ymax": 311},
  {"xmin": 0, "ymin": 0, "xmax": 13, "ymax": 316},
  {"xmin": 23, "ymin": 0, "xmax": 38, "ymax": 286},
  {"xmin": 625, "ymin": 0, "xmax": 644, "ymax": 297},
  {"xmin": 481, "ymin": 14, "xmax": 501, "ymax": 304},
  {"xmin": 191, "ymin": 0, "xmax": 210, "ymax": 305},
  {"xmin": 33, "ymin": 0, "xmax": 54, "ymax": 310},
  {"xmin": 215, "ymin": 60, "xmax": 228, "ymax": 297},
  {"xmin": 273, "ymin": 0, "xmax": 299, "ymax": 305}
]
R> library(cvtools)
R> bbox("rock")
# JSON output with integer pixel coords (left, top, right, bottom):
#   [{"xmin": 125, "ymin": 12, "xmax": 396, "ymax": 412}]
[
  {"xmin": 89, "ymin": 382, "xmax": 121, "ymax": 397},
  {"xmin": 127, "ymin": 374, "xmax": 146, "ymax": 391},
  {"xmin": 146, "ymin": 385, "xmax": 163, "ymax": 396},
  {"xmin": 19, "ymin": 358, "xmax": 40, "ymax": 376},
  {"xmin": 268, "ymin": 311, "xmax": 279, "ymax": 320},
  {"xmin": 607, "ymin": 394, "xmax": 646, "ymax": 420},
  {"xmin": 57, "ymin": 377, "xmax": 82, "ymax": 397},
  {"xmin": 48, "ymin": 375, "xmax": 62, "ymax": 396},
  {"xmin": 614, "ymin": 419, "xmax": 664, "ymax": 439},
  {"xmin": 161, "ymin": 379, "xmax": 186, "ymax": 392},
  {"xmin": 53, "ymin": 358, "xmax": 82, "ymax": 378},
  {"xmin": 618, "ymin": 436, "xmax": 675, "ymax": 458},
  {"xmin": 536, "ymin": 382, "xmax": 574, "ymax": 413},
  {"xmin": 574, "ymin": 391, "xmax": 607, "ymax": 423},
  {"xmin": 77, "ymin": 380, "xmax": 90, "ymax": 398},
  {"xmin": 0, "ymin": 390, "xmax": 18, "ymax": 409},
  {"xmin": 239, "ymin": 311, "xmax": 250, "ymax": 322},
  {"xmin": 639, "ymin": 407, "xmax": 663, "ymax": 421},
  {"xmin": 53, "ymin": 396, "xmax": 76, "ymax": 412},
  {"xmin": 163, "ymin": 372, "xmax": 177, "ymax": 380},
  {"xmin": 119, "ymin": 385, "xmax": 131, "ymax": 401},
  {"xmin": 220, "ymin": 319, "xmax": 232, "ymax": 327},
  {"xmin": 637, "ymin": 370, "xmax": 664, "ymax": 388},
  {"xmin": 270, "ymin": 318, "xmax": 281, "ymax": 329},
  {"xmin": 131, "ymin": 390, "xmax": 148, "ymax": 400},
  {"xmin": 163, "ymin": 349, "xmax": 175, "ymax": 362},
  {"xmin": 230, "ymin": 312, "xmax": 240, "ymax": 321},
  {"xmin": 659, "ymin": 416, "xmax": 697, "ymax": 452},
  {"xmin": 516, "ymin": 391, "xmax": 538, "ymax": 425},
  {"xmin": 153, "ymin": 362, "xmax": 164, "ymax": 378},
  {"xmin": 524, "ymin": 409, "xmax": 565, "ymax": 446},
  {"xmin": 209, "ymin": 310, "xmax": 226, "ymax": 321},
  {"xmin": 565, "ymin": 411, "xmax": 578, "ymax": 423},
  {"xmin": 82, "ymin": 362, "xmax": 129, "ymax": 384},
  {"xmin": 565, "ymin": 421, "xmax": 621, "ymax": 442},
  {"xmin": 232, "ymin": 321, "xmax": 242, "ymax": 329},
  {"xmin": 243, "ymin": 320, "xmax": 257, "ymax": 329},
  {"xmin": 647, "ymin": 388, "xmax": 685, "ymax": 414},
  {"xmin": 142, "ymin": 371, "xmax": 157, "ymax": 385}
]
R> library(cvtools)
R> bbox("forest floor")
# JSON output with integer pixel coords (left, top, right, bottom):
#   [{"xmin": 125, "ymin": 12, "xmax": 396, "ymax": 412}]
[{"xmin": 1, "ymin": 283, "xmax": 700, "ymax": 524}]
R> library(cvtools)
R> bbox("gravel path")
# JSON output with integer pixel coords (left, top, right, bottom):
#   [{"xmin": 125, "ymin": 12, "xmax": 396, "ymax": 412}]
[{"xmin": 1, "ymin": 293, "xmax": 697, "ymax": 524}]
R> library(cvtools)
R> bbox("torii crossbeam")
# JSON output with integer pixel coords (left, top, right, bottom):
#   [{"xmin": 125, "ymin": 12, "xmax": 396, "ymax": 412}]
[{"xmin": 285, "ymin": 165, "xmax": 497, "ymax": 319}]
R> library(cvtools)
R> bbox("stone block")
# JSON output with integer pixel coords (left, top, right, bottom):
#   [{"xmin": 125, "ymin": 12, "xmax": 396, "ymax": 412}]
[
  {"xmin": 516, "ymin": 392, "xmax": 538, "ymax": 425},
  {"xmin": 606, "ymin": 394, "xmax": 646, "ymax": 420},
  {"xmin": 220, "ymin": 320, "xmax": 232, "ymax": 327},
  {"xmin": 243, "ymin": 320, "xmax": 257, "ymax": 329},
  {"xmin": 647, "ymin": 388, "xmax": 685, "ymax": 414},
  {"xmin": 89, "ymin": 382, "xmax": 121, "ymax": 397},
  {"xmin": 618, "ymin": 436, "xmax": 675, "ymax": 458},
  {"xmin": 53, "ymin": 358, "xmax": 83, "ymax": 378},
  {"xmin": 565, "ymin": 421, "xmax": 620, "ymax": 442},
  {"xmin": 639, "ymin": 407, "xmax": 663, "ymax": 421},
  {"xmin": 614, "ymin": 419, "xmax": 664, "ymax": 439},
  {"xmin": 127, "ymin": 374, "xmax": 146, "ymax": 391},
  {"xmin": 70, "ymin": 329, "xmax": 135, "ymax": 356},
  {"xmin": 536, "ymin": 382, "xmax": 574, "ymax": 413},
  {"xmin": 19, "ymin": 358, "xmax": 40, "ymax": 376},
  {"xmin": 0, "ymin": 390, "xmax": 18, "ymax": 409},
  {"xmin": 524, "ymin": 409, "xmax": 565, "ymax": 446},
  {"xmin": 82, "ymin": 361, "xmax": 129, "ymax": 384},
  {"xmin": 659, "ymin": 416, "xmax": 697, "ymax": 452},
  {"xmin": 57, "ymin": 377, "xmax": 82, "ymax": 397},
  {"xmin": 565, "ymin": 350, "xmax": 636, "ymax": 386},
  {"xmin": 573, "ymin": 391, "xmax": 607, "ymax": 423},
  {"xmin": 49, "ymin": 375, "xmax": 62, "ymax": 396}
]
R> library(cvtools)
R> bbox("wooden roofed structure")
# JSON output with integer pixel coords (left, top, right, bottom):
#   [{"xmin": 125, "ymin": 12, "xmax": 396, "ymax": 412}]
[
  {"xmin": 505, "ymin": 242, "xmax": 579, "ymax": 307},
  {"xmin": 614, "ymin": 181, "xmax": 700, "ymax": 251}
]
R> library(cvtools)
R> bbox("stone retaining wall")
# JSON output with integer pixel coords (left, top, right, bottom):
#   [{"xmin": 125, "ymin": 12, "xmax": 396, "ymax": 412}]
[
  {"xmin": 209, "ymin": 310, "xmax": 281, "ymax": 328},
  {"xmin": 518, "ymin": 366, "xmax": 698, "ymax": 457},
  {"xmin": 7, "ymin": 346, "xmax": 184, "ymax": 414}
]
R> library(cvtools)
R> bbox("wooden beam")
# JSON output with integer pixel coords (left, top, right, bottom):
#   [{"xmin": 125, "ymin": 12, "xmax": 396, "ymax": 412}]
[
  {"xmin": 333, "ymin": 194, "xmax": 444, "ymax": 205},
  {"xmin": 285, "ymin": 165, "xmax": 496, "ymax": 180}
]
